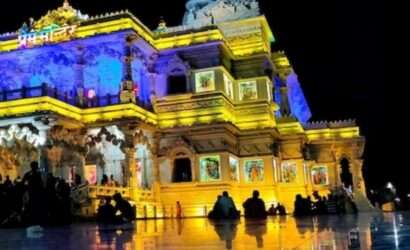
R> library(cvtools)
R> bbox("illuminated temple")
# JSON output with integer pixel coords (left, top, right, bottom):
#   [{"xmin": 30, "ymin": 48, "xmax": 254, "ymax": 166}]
[{"xmin": 0, "ymin": 0, "xmax": 371, "ymax": 217}]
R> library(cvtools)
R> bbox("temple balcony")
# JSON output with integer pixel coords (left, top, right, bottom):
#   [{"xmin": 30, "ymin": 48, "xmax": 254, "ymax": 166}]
[{"xmin": 0, "ymin": 83, "xmax": 158, "ymax": 126}]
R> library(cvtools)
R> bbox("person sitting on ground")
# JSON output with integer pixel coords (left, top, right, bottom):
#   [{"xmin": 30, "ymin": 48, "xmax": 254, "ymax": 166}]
[
  {"xmin": 97, "ymin": 197, "xmax": 116, "ymax": 224},
  {"xmin": 219, "ymin": 191, "xmax": 240, "ymax": 219},
  {"xmin": 113, "ymin": 193, "xmax": 135, "ymax": 222},
  {"xmin": 208, "ymin": 195, "xmax": 223, "ymax": 219},
  {"xmin": 267, "ymin": 204, "xmax": 276, "ymax": 216},
  {"xmin": 209, "ymin": 192, "xmax": 239, "ymax": 219},
  {"xmin": 243, "ymin": 190, "xmax": 267, "ymax": 219},
  {"xmin": 276, "ymin": 203, "xmax": 287, "ymax": 215}
]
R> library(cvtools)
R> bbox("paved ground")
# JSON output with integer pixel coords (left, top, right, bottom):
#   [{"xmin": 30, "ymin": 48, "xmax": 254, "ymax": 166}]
[{"xmin": 0, "ymin": 212, "xmax": 408, "ymax": 249}]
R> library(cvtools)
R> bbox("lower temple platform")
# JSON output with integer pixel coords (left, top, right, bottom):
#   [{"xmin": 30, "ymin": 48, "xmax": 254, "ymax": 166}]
[{"xmin": 0, "ymin": 212, "xmax": 407, "ymax": 249}]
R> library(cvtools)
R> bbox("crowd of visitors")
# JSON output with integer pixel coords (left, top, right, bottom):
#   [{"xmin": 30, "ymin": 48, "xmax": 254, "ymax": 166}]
[
  {"xmin": 206, "ymin": 188, "xmax": 359, "ymax": 220},
  {"xmin": 208, "ymin": 190, "xmax": 286, "ymax": 220},
  {"xmin": 294, "ymin": 189, "xmax": 358, "ymax": 216},
  {"xmin": 0, "ymin": 162, "xmax": 72, "ymax": 228}
]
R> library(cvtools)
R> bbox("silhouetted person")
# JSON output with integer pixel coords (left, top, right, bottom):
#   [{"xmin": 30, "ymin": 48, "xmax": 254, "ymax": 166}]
[
  {"xmin": 74, "ymin": 174, "xmax": 82, "ymax": 186},
  {"xmin": 313, "ymin": 191, "xmax": 326, "ymax": 214},
  {"xmin": 267, "ymin": 204, "xmax": 276, "ymax": 215},
  {"xmin": 243, "ymin": 190, "xmax": 267, "ymax": 219},
  {"xmin": 209, "ymin": 192, "xmax": 239, "ymax": 219},
  {"xmin": 22, "ymin": 161, "xmax": 45, "ymax": 226},
  {"xmin": 276, "ymin": 203, "xmax": 287, "ymax": 215},
  {"xmin": 101, "ymin": 174, "xmax": 109, "ymax": 186},
  {"xmin": 113, "ymin": 193, "xmax": 134, "ymax": 222},
  {"xmin": 97, "ymin": 197, "xmax": 116, "ymax": 224},
  {"xmin": 294, "ymin": 194, "xmax": 307, "ymax": 216},
  {"xmin": 3, "ymin": 176, "xmax": 12, "ymax": 189},
  {"xmin": 56, "ymin": 179, "xmax": 72, "ymax": 224},
  {"xmin": 208, "ymin": 195, "xmax": 223, "ymax": 219}
]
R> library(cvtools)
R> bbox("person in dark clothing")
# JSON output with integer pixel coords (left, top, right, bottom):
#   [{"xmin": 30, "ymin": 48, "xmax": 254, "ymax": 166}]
[
  {"xmin": 208, "ymin": 195, "xmax": 223, "ymax": 219},
  {"xmin": 97, "ymin": 197, "xmax": 116, "ymax": 224},
  {"xmin": 209, "ymin": 192, "xmax": 239, "ymax": 219},
  {"xmin": 22, "ymin": 161, "xmax": 45, "ymax": 226},
  {"xmin": 294, "ymin": 194, "xmax": 306, "ymax": 216},
  {"xmin": 3, "ymin": 176, "xmax": 12, "ymax": 189},
  {"xmin": 113, "ymin": 193, "xmax": 134, "ymax": 222},
  {"xmin": 267, "ymin": 204, "xmax": 276, "ymax": 215},
  {"xmin": 101, "ymin": 174, "xmax": 109, "ymax": 186},
  {"xmin": 276, "ymin": 203, "xmax": 287, "ymax": 215},
  {"xmin": 243, "ymin": 190, "xmax": 267, "ymax": 219},
  {"xmin": 56, "ymin": 179, "xmax": 72, "ymax": 224}
]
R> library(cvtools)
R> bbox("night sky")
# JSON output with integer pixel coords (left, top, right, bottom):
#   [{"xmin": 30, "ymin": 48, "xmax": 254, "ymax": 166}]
[{"xmin": 0, "ymin": 1, "xmax": 387, "ymax": 192}]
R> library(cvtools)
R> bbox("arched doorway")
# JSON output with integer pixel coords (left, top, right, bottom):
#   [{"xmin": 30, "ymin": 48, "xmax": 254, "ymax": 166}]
[
  {"xmin": 173, "ymin": 158, "xmax": 192, "ymax": 182},
  {"xmin": 340, "ymin": 158, "xmax": 353, "ymax": 190}
]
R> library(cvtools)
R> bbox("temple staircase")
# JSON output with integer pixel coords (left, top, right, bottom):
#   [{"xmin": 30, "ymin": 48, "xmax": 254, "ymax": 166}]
[
  {"xmin": 71, "ymin": 185, "xmax": 163, "ymax": 219},
  {"xmin": 353, "ymin": 190, "xmax": 379, "ymax": 212}
]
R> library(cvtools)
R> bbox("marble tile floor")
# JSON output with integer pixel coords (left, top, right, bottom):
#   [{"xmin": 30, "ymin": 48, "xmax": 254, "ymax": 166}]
[{"xmin": 1, "ymin": 212, "xmax": 409, "ymax": 250}]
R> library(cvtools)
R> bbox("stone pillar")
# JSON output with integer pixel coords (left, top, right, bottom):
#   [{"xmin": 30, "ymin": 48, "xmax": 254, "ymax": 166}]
[
  {"xmin": 33, "ymin": 121, "xmax": 54, "ymax": 174},
  {"xmin": 124, "ymin": 147, "xmax": 138, "ymax": 200},
  {"xmin": 151, "ymin": 133, "xmax": 161, "ymax": 201},
  {"xmin": 279, "ymin": 78, "xmax": 291, "ymax": 116},
  {"xmin": 120, "ymin": 35, "xmax": 139, "ymax": 104},
  {"xmin": 74, "ymin": 45, "xmax": 86, "ymax": 107}
]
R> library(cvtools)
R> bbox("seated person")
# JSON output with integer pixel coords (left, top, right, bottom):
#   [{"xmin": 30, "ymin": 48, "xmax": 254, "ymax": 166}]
[
  {"xmin": 208, "ymin": 192, "xmax": 239, "ymax": 219},
  {"xmin": 243, "ymin": 190, "xmax": 267, "ymax": 219},
  {"xmin": 97, "ymin": 197, "xmax": 116, "ymax": 224},
  {"xmin": 276, "ymin": 203, "xmax": 287, "ymax": 215},
  {"xmin": 208, "ymin": 195, "xmax": 223, "ymax": 219},
  {"xmin": 113, "ymin": 193, "xmax": 135, "ymax": 222},
  {"xmin": 267, "ymin": 204, "xmax": 276, "ymax": 215}
]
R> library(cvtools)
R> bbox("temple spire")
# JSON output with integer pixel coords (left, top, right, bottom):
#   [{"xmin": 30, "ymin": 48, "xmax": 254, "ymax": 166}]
[{"xmin": 63, "ymin": 0, "xmax": 70, "ymax": 8}]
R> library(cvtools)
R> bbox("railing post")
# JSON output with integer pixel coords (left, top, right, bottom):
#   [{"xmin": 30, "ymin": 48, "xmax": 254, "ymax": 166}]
[
  {"xmin": 21, "ymin": 86, "xmax": 27, "ymax": 98},
  {"xmin": 41, "ymin": 83, "xmax": 47, "ymax": 96},
  {"xmin": 107, "ymin": 94, "xmax": 111, "ymax": 105},
  {"xmin": 53, "ymin": 87, "xmax": 58, "ymax": 98},
  {"xmin": 144, "ymin": 205, "xmax": 147, "ymax": 219},
  {"xmin": 1, "ymin": 87, "xmax": 6, "ymax": 101}
]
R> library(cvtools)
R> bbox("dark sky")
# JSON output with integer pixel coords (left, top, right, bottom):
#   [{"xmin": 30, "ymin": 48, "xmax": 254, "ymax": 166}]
[{"xmin": 0, "ymin": 1, "xmax": 387, "ymax": 192}]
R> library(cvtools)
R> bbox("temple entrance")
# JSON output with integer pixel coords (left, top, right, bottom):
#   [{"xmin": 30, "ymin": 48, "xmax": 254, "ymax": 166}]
[
  {"xmin": 173, "ymin": 158, "xmax": 192, "ymax": 182},
  {"xmin": 340, "ymin": 158, "xmax": 353, "ymax": 190}
]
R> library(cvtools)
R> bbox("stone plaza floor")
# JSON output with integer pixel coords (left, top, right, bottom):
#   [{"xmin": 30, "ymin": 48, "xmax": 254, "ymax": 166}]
[{"xmin": 0, "ymin": 212, "xmax": 409, "ymax": 249}]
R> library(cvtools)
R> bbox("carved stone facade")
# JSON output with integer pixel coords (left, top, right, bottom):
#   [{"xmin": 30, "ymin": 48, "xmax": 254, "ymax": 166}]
[{"xmin": 0, "ymin": 1, "xmax": 369, "ymax": 216}]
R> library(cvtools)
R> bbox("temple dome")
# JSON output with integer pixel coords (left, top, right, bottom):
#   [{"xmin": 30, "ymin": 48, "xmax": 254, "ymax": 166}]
[{"xmin": 182, "ymin": 0, "xmax": 260, "ymax": 27}]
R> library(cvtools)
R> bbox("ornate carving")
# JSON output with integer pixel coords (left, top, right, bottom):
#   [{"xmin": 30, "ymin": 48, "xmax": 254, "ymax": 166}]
[
  {"xmin": 31, "ymin": 0, "xmax": 88, "ymax": 32},
  {"xmin": 183, "ymin": 0, "xmax": 260, "ymax": 27}
]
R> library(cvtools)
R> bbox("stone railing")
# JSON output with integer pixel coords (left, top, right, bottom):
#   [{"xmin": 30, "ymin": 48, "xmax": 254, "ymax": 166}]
[
  {"xmin": 304, "ymin": 119, "xmax": 357, "ymax": 130},
  {"xmin": 0, "ymin": 83, "xmax": 149, "ymax": 108},
  {"xmin": 88, "ymin": 185, "xmax": 130, "ymax": 199}
]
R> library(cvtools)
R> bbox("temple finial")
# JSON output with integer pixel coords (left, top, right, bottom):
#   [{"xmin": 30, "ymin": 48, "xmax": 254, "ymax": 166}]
[{"xmin": 63, "ymin": 0, "xmax": 70, "ymax": 8}]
